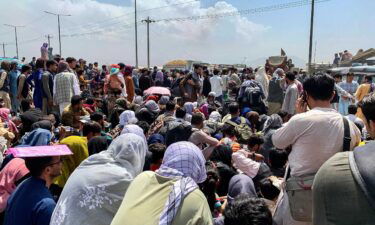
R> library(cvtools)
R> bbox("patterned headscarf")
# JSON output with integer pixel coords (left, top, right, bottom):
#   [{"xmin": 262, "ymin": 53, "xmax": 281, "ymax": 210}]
[
  {"xmin": 156, "ymin": 142, "xmax": 206, "ymax": 225},
  {"xmin": 262, "ymin": 114, "xmax": 283, "ymax": 133},
  {"xmin": 145, "ymin": 100, "xmax": 160, "ymax": 114}
]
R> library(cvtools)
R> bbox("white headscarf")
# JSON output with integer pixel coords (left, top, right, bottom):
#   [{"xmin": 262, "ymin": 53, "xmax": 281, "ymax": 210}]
[
  {"xmin": 121, "ymin": 124, "xmax": 146, "ymax": 143},
  {"xmin": 119, "ymin": 110, "xmax": 138, "ymax": 126},
  {"xmin": 50, "ymin": 133, "xmax": 147, "ymax": 225},
  {"xmin": 255, "ymin": 66, "xmax": 270, "ymax": 99}
]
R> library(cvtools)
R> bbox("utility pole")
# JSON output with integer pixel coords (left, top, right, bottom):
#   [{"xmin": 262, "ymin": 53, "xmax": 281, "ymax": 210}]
[
  {"xmin": 314, "ymin": 40, "xmax": 317, "ymax": 64},
  {"xmin": 44, "ymin": 11, "xmax": 71, "ymax": 56},
  {"xmin": 135, "ymin": 0, "xmax": 139, "ymax": 68},
  {"xmin": 142, "ymin": 17, "xmax": 155, "ymax": 69},
  {"xmin": 4, "ymin": 24, "xmax": 24, "ymax": 59},
  {"xmin": 45, "ymin": 34, "xmax": 53, "ymax": 47},
  {"xmin": 308, "ymin": 0, "xmax": 315, "ymax": 75},
  {"xmin": 2, "ymin": 43, "xmax": 5, "ymax": 57}
]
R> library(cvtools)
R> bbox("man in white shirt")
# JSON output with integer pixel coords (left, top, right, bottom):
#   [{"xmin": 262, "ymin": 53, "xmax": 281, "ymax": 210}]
[
  {"xmin": 209, "ymin": 69, "xmax": 223, "ymax": 103},
  {"xmin": 282, "ymin": 72, "xmax": 299, "ymax": 116},
  {"xmin": 272, "ymin": 74, "xmax": 361, "ymax": 225}
]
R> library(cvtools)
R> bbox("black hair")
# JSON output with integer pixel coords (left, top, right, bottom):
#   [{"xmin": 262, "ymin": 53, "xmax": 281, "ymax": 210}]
[
  {"xmin": 82, "ymin": 121, "xmax": 102, "ymax": 136},
  {"xmin": 148, "ymin": 143, "xmax": 166, "ymax": 164},
  {"xmin": 333, "ymin": 74, "xmax": 342, "ymax": 79},
  {"xmin": 259, "ymin": 179, "xmax": 280, "ymax": 201},
  {"xmin": 285, "ymin": 72, "xmax": 295, "ymax": 81},
  {"xmin": 20, "ymin": 99, "xmax": 32, "ymax": 112},
  {"xmin": 175, "ymin": 108, "xmax": 186, "ymax": 119},
  {"xmin": 194, "ymin": 64, "xmax": 203, "ymax": 70},
  {"xmin": 228, "ymin": 102, "xmax": 240, "ymax": 114},
  {"xmin": 71, "ymin": 95, "xmax": 83, "ymax": 106},
  {"xmin": 277, "ymin": 110, "xmax": 288, "ymax": 119},
  {"xmin": 359, "ymin": 95, "xmax": 375, "ymax": 123},
  {"xmin": 269, "ymin": 149, "xmax": 288, "ymax": 169},
  {"xmin": 1, "ymin": 61, "xmax": 11, "ymax": 71},
  {"xmin": 21, "ymin": 64, "xmax": 32, "ymax": 73},
  {"xmin": 224, "ymin": 194, "xmax": 272, "ymax": 225},
  {"xmin": 46, "ymin": 60, "xmax": 57, "ymax": 69},
  {"xmin": 86, "ymin": 98, "xmax": 94, "ymax": 105},
  {"xmin": 25, "ymin": 157, "xmax": 54, "ymax": 177},
  {"xmin": 248, "ymin": 134, "xmax": 264, "ymax": 148},
  {"xmin": 200, "ymin": 162, "xmax": 220, "ymax": 212},
  {"xmin": 222, "ymin": 123, "xmax": 236, "ymax": 137},
  {"xmin": 365, "ymin": 75, "xmax": 373, "ymax": 83},
  {"xmin": 166, "ymin": 101, "xmax": 176, "ymax": 112},
  {"xmin": 136, "ymin": 120, "xmax": 150, "ymax": 135},
  {"xmin": 303, "ymin": 74, "xmax": 335, "ymax": 101},
  {"xmin": 213, "ymin": 69, "xmax": 220, "ymax": 75},
  {"xmin": 118, "ymin": 63, "xmax": 125, "ymax": 70},
  {"xmin": 191, "ymin": 113, "xmax": 204, "ymax": 126},
  {"xmin": 66, "ymin": 57, "xmax": 76, "ymax": 64},
  {"xmin": 90, "ymin": 112, "xmax": 104, "ymax": 122},
  {"xmin": 348, "ymin": 104, "xmax": 358, "ymax": 115},
  {"xmin": 35, "ymin": 58, "xmax": 45, "ymax": 69},
  {"xmin": 77, "ymin": 69, "xmax": 84, "ymax": 76}
]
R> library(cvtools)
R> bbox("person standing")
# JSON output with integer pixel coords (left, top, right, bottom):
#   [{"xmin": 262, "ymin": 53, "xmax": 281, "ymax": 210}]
[
  {"xmin": 26, "ymin": 58, "xmax": 45, "ymax": 110},
  {"xmin": 9, "ymin": 62, "xmax": 20, "ymax": 112},
  {"xmin": 255, "ymin": 66, "xmax": 270, "ymax": 99},
  {"xmin": 54, "ymin": 61, "xmax": 81, "ymax": 115},
  {"xmin": 118, "ymin": 63, "xmax": 128, "ymax": 98},
  {"xmin": 281, "ymin": 72, "xmax": 299, "ymax": 117},
  {"xmin": 355, "ymin": 75, "xmax": 373, "ymax": 121},
  {"xmin": 138, "ymin": 69, "xmax": 153, "ymax": 94},
  {"xmin": 124, "ymin": 66, "xmax": 135, "ymax": 102},
  {"xmin": 210, "ymin": 69, "xmax": 223, "ymax": 104},
  {"xmin": 17, "ymin": 65, "xmax": 32, "ymax": 103},
  {"xmin": 42, "ymin": 60, "xmax": 58, "ymax": 115},
  {"xmin": 338, "ymin": 72, "xmax": 358, "ymax": 115},
  {"xmin": 272, "ymin": 74, "xmax": 361, "ymax": 225},
  {"xmin": 180, "ymin": 64, "xmax": 203, "ymax": 102},
  {"xmin": 0, "ymin": 61, "xmax": 11, "ymax": 109},
  {"xmin": 267, "ymin": 68, "xmax": 285, "ymax": 115}
]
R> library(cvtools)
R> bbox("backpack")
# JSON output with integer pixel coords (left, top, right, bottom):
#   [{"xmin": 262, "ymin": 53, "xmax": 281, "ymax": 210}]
[
  {"xmin": 243, "ymin": 81, "xmax": 263, "ymax": 107},
  {"xmin": 225, "ymin": 117, "xmax": 252, "ymax": 144},
  {"xmin": 165, "ymin": 121, "xmax": 192, "ymax": 147},
  {"xmin": 108, "ymin": 75, "xmax": 123, "ymax": 91}
]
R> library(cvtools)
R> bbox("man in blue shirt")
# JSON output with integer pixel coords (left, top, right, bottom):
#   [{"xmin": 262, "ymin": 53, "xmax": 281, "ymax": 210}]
[
  {"xmin": 4, "ymin": 155, "xmax": 63, "ymax": 225},
  {"xmin": 9, "ymin": 62, "xmax": 20, "ymax": 113}
]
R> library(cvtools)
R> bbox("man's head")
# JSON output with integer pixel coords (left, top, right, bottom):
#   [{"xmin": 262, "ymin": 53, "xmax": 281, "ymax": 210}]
[
  {"xmin": 213, "ymin": 69, "xmax": 219, "ymax": 76},
  {"xmin": 94, "ymin": 62, "xmax": 98, "ymax": 67},
  {"xmin": 207, "ymin": 92, "xmax": 216, "ymax": 103},
  {"xmin": 222, "ymin": 123, "xmax": 236, "ymax": 138},
  {"xmin": 165, "ymin": 101, "xmax": 176, "ymax": 112},
  {"xmin": 1, "ymin": 61, "xmax": 10, "ymax": 71},
  {"xmin": 191, "ymin": 112, "xmax": 205, "ymax": 129},
  {"xmin": 348, "ymin": 104, "xmax": 358, "ymax": 115},
  {"xmin": 175, "ymin": 108, "xmax": 186, "ymax": 119},
  {"xmin": 269, "ymin": 149, "xmax": 288, "ymax": 169},
  {"xmin": 285, "ymin": 72, "xmax": 296, "ymax": 84},
  {"xmin": 71, "ymin": 95, "xmax": 83, "ymax": 112},
  {"xmin": 10, "ymin": 62, "xmax": 17, "ymax": 71},
  {"xmin": 303, "ymin": 74, "xmax": 335, "ymax": 107},
  {"xmin": 149, "ymin": 143, "xmax": 167, "ymax": 168},
  {"xmin": 276, "ymin": 69, "xmax": 285, "ymax": 77},
  {"xmin": 194, "ymin": 64, "xmax": 203, "ymax": 75},
  {"xmin": 118, "ymin": 63, "xmax": 126, "ymax": 72},
  {"xmin": 90, "ymin": 112, "xmax": 104, "ymax": 128},
  {"xmin": 25, "ymin": 156, "xmax": 62, "ymax": 180},
  {"xmin": 21, "ymin": 64, "xmax": 32, "ymax": 75},
  {"xmin": 20, "ymin": 99, "xmax": 33, "ymax": 112},
  {"xmin": 35, "ymin": 58, "xmax": 45, "ymax": 70},
  {"xmin": 46, "ymin": 60, "xmax": 58, "ymax": 73},
  {"xmin": 333, "ymin": 74, "xmax": 342, "ymax": 83},
  {"xmin": 364, "ymin": 75, "xmax": 372, "ymax": 84},
  {"xmin": 359, "ymin": 96, "xmax": 375, "ymax": 138},
  {"xmin": 224, "ymin": 194, "xmax": 272, "ymax": 225},
  {"xmin": 228, "ymin": 103, "xmax": 240, "ymax": 117},
  {"xmin": 248, "ymin": 134, "xmax": 264, "ymax": 152},
  {"xmin": 346, "ymin": 73, "xmax": 354, "ymax": 83},
  {"xmin": 66, "ymin": 57, "xmax": 77, "ymax": 70},
  {"xmin": 82, "ymin": 121, "xmax": 102, "ymax": 141}
]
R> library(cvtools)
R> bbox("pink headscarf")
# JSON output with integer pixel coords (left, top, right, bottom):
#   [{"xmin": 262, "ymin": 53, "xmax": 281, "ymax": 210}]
[
  {"xmin": 0, "ymin": 108, "xmax": 10, "ymax": 122},
  {"xmin": 0, "ymin": 158, "xmax": 29, "ymax": 212}
]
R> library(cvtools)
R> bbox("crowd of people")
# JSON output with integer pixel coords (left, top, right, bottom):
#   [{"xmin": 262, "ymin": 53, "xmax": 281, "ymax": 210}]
[{"xmin": 0, "ymin": 55, "xmax": 374, "ymax": 225}]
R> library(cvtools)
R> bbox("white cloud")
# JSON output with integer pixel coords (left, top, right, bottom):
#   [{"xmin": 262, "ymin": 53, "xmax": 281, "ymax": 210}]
[{"xmin": 0, "ymin": 0, "xmax": 269, "ymax": 66}]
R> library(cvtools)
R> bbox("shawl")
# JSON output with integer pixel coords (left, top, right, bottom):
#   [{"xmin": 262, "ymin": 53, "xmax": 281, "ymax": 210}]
[
  {"xmin": 50, "ymin": 133, "xmax": 147, "ymax": 225},
  {"xmin": 20, "ymin": 128, "xmax": 52, "ymax": 146},
  {"xmin": 119, "ymin": 110, "xmax": 138, "ymax": 127},
  {"xmin": 255, "ymin": 66, "xmax": 270, "ymax": 98},
  {"xmin": 227, "ymin": 174, "xmax": 257, "ymax": 204}
]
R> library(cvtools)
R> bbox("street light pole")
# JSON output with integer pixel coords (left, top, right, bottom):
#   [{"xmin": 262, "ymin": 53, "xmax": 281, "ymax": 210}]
[
  {"xmin": 135, "ymin": 0, "xmax": 139, "ymax": 68},
  {"xmin": 44, "ymin": 11, "xmax": 71, "ymax": 56},
  {"xmin": 4, "ymin": 24, "xmax": 24, "ymax": 59},
  {"xmin": 142, "ymin": 17, "xmax": 155, "ymax": 69},
  {"xmin": 2, "ymin": 43, "xmax": 5, "ymax": 57},
  {"xmin": 308, "ymin": 0, "xmax": 315, "ymax": 75}
]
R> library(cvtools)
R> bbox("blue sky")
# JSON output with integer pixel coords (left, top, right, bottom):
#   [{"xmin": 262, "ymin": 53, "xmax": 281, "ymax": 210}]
[{"xmin": 0, "ymin": 0, "xmax": 374, "ymax": 67}]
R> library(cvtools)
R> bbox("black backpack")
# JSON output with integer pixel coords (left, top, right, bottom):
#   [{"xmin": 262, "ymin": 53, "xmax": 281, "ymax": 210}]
[
  {"xmin": 243, "ymin": 81, "xmax": 263, "ymax": 107},
  {"xmin": 165, "ymin": 122, "xmax": 192, "ymax": 147}
]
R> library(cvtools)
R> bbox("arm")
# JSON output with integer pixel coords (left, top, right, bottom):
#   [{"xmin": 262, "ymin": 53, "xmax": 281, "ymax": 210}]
[
  {"xmin": 272, "ymin": 118, "xmax": 298, "ymax": 149},
  {"xmin": 232, "ymin": 150, "xmax": 260, "ymax": 178},
  {"xmin": 42, "ymin": 74, "xmax": 53, "ymax": 101},
  {"xmin": 72, "ymin": 74, "xmax": 81, "ymax": 95},
  {"xmin": 0, "ymin": 72, "xmax": 7, "ymax": 89}
]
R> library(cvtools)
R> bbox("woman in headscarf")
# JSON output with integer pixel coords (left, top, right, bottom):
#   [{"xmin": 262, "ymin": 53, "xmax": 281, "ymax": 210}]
[
  {"xmin": 144, "ymin": 100, "xmax": 160, "ymax": 116},
  {"xmin": 30, "ymin": 120, "xmax": 53, "ymax": 131},
  {"xmin": 155, "ymin": 71, "xmax": 164, "ymax": 86},
  {"xmin": 55, "ymin": 136, "xmax": 88, "ymax": 188},
  {"xmin": 120, "ymin": 124, "xmax": 146, "ymax": 141},
  {"xmin": 111, "ymin": 142, "xmax": 212, "ymax": 225},
  {"xmin": 19, "ymin": 128, "xmax": 52, "ymax": 146},
  {"xmin": 50, "ymin": 134, "xmax": 147, "ymax": 225},
  {"xmin": 255, "ymin": 66, "xmax": 270, "ymax": 99},
  {"xmin": 119, "ymin": 110, "xmax": 138, "ymax": 127},
  {"xmin": 183, "ymin": 102, "xmax": 194, "ymax": 123},
  {"xmin": 227, "ymin": 174, "xmax": 257, "ymax": 203},
  {"xmin": 88, "ymin": 136, "xmax": 108, "ymax": 156},
  {"xmin": 259, "ymin": 114, "xmax": 283, "ymax": 164}
]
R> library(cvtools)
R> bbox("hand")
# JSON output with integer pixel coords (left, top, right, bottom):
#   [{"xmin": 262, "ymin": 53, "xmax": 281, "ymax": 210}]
[{"xmin": 295, "ymin": 97, "xmax": 307, "ymax": 114}]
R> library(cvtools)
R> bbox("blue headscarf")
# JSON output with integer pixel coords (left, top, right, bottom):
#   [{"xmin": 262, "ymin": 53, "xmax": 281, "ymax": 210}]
[
  {"xmin": 20, "ymin": 128, "xmax": 52, "ymax": 146},
  {"xmin": 148, "ymin": 134, "xmax": 165, "ymax": 145}
]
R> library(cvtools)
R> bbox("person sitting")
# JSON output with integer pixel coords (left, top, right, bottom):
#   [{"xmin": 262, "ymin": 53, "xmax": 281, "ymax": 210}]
[
  {"xmin": 189, "ymin": 113, "xmax": 219, "ymax": 159},
  {"xmin": 4, "ymin": 150, "xmax": 67, "ymax": 225},
  {"xmin": 313, "ymin": 95, "xmax": 375, "ymax": 225},
  {"xmin": 111, "ymin": 142, "xmax": 212, "ymax": 225},
  {"xmin": 268, "ymin": 149, "xmax": 288, "ymax": 178},
  {"xmin": 61, "ymin": 95, "xmax": 89, "ymax": 129}
]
